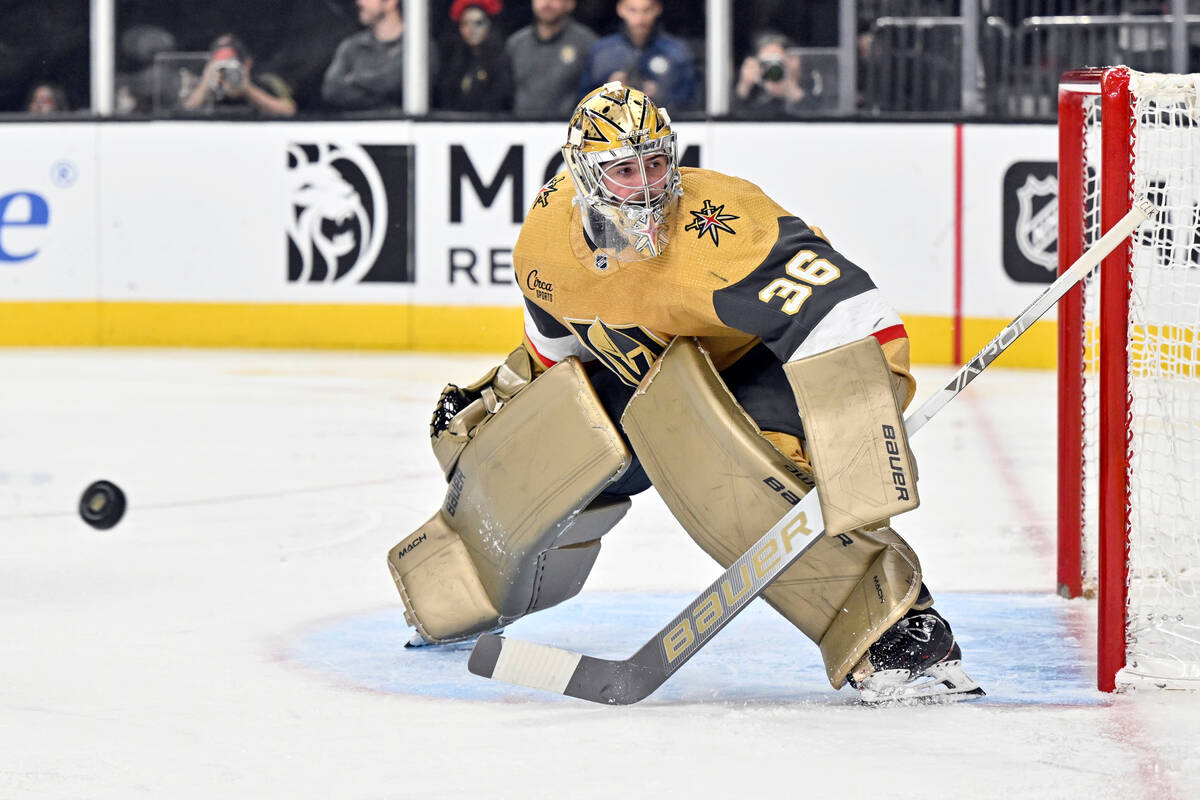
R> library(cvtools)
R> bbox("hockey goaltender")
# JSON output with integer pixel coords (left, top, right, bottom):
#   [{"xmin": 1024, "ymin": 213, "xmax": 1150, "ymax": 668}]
[{"xmin": 387, "ymin": 82, "xmax": 984, "ymax": 704}]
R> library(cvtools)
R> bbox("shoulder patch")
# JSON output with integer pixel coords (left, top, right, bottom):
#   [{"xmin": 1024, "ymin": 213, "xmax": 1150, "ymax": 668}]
[
  {"xmin": 532, "ymin": 175, "xmax": 565, "ymax": 210},
  {"xmin": 683, "ymin": 198, "xmax": 739, "ymax": 246}
]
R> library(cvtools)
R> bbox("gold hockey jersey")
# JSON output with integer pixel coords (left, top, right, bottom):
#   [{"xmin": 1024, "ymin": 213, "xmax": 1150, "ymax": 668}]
[{"xmin": 514, "ymin": 167, "xmax": 914, "ymax": 403}]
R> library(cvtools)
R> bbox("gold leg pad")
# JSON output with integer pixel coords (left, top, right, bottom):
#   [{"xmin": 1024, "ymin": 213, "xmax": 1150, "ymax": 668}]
[
  {"xmin": 389, "ymin": 357, "xmax": 631, "ymax": 642},
  {"xmin": 621, "ymin": 338, "xmax": 920, "ymax": 677},
  {"xmin": 449, "ymin": 359, "xmax": 630, "ymax": 618},
  {"xmin": 783, "ymin": 336, "xmax": 919, "ymax": 535},
  {"xmin": 387, "ymin": 512, "xmax": 502, "ymax": 644},
  {"xmin": 818, "ymin": 527, "xmax": 921, "ymax": 688}
]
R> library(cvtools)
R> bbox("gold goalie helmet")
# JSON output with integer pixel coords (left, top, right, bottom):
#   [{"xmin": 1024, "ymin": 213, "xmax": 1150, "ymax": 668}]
[{"xmin": 562, "ymin": 82, "xmax": 682, "ymax": 261}]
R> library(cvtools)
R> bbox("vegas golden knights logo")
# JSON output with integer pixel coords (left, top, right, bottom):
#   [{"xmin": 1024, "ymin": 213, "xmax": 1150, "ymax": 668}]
[
  {"xmin": 532, "ymin": 175, "xmax": 564, "ymax": 210},
  {"xmin": 565, "ymin": 318, "xmax": 668, "ymax": 386}
]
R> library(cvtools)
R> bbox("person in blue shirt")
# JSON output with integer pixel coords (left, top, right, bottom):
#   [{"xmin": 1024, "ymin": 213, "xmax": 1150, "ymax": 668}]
[{"xmin": 578, "ymin": 0, "xmax": 699, "ymax": 111}]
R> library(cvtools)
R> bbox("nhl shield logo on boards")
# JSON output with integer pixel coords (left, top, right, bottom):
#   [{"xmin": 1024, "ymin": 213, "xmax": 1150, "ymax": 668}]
[
  {"xmin": 1002, "ymin": 161, "xmax": 1057, "ymax": 284},
  {"xmin": 1015, "ymin": 175, "xmax": 1058, "ymax": 271}
]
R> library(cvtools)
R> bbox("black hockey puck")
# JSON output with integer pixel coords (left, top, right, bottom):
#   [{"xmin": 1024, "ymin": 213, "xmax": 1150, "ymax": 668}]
[{"xmin": 79, "ymin": 480, "xmax": 127, "ymax": 530}]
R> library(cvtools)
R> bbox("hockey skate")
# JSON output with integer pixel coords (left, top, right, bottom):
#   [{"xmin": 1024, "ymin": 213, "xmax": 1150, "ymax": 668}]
[{"xmin": 847, "ymin": 606, "xmax": 985, "ymax": 705}]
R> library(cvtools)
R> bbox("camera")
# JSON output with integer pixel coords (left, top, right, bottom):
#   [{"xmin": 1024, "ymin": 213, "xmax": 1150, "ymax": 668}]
[
  {"xmin": 760, "ymin": 55, "xmax": 786, "ymax": 83},
  {"xmin": 215, "ymin": 58, "xmax": 244, "ymax": 90},
  {"xmin": 209, "ymin": 41, "xmax": 246, "ymax": 98}
]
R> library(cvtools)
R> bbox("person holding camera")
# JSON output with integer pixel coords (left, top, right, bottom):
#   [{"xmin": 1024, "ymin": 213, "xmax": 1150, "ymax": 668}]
[
  {"xmin": 183, "ymin": 34, "xmax": 296, "ymax": 116},
  {"xmin": 733, "ymin": 31, "xmax": 810, "ymax": 117}
]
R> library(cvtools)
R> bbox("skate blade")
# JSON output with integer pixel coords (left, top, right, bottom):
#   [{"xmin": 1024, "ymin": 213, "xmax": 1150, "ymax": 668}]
[
  {"xmin": 857, "ymin": 660, "xmax": 986, "ymax": 706},
  {"xmin": 404, "ymin": 627, "xmax": 505, "ymax": 649},
  {"xmin": 404, "ymin": 631, "xmax": 437, "ymax": 648}
]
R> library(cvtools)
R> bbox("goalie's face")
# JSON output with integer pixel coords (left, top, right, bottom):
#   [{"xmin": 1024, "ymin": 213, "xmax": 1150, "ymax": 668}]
[
  {"xmin": 598, "ymin": 152, "xmax": 672, "ymax": 203},
  {"xmin": 576, "ymin": 141, "xmax": 679, "ymax": 261}
]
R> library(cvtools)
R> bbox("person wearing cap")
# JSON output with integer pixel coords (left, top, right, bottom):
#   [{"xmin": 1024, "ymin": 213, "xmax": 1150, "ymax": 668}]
[
  {"xmin": 183, "ymin": 33, "xmax": 296, "ymax": 116},
  {"xmin": 435, "ymin": 0, "xmax": 514, "ymax": 112}
]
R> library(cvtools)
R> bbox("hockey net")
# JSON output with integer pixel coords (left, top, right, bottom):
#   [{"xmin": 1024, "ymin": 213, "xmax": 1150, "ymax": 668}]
[{"xmin": 1058, "ymin": 67, "xmax": 1200, "ymax": 691}]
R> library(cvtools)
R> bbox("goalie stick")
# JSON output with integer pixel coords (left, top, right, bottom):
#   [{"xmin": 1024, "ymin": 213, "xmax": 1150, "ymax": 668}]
[{"xmin": 467, "ymin": 197, "xmax": 1156, "ymax": 705}]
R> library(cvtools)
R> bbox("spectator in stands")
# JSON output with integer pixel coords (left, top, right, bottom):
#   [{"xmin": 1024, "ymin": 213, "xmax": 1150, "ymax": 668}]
[
  {"xmin": 183, "ymin": 34, "xmax": 296, "ymax": 116},
  {"xmin": 578, "ymin": 0, "xmax": 698, "ymax": 111},
  {"xmin": 856, "ymin": 17, "xmax": 878, "ymax": 110},
  {"xmin": 506, "ymin": 0, "xmax": 598, "ymax": 117},
  {"xmin": 436, "ymin": 0, "xmax": 514, "ymax": 112},
  {"xmin": 733, "ymin": 31, "xmax": 813, "ymax": 117},
  {"xmin": 265, "ymin": 0, "xmax": 361, "ymax": 113},
  {"xmin": 25, "ymin": 82, "xmax": 70, "ymax": 114},
  {"xmin": 115, "ymin": 25, "xmax": 178, "ymax": 114},
  {"xmin": 322, "ymin": 0, "xmax": 413, "ymax": 111}
]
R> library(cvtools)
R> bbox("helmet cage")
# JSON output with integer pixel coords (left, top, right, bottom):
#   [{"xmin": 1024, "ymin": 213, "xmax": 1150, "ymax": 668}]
[{"xmin": 563, "ymin": 132, "xmax": 681, "ymax": 261}]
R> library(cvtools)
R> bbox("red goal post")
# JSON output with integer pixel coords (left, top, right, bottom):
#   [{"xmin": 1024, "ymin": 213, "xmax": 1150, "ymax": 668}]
[{"xmin": 1057, "ymin": 66, "xmax": 1200, "ymax": 692}]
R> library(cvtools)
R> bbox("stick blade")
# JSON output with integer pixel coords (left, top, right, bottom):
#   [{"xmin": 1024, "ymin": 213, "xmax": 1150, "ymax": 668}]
[
  {"xmin": 467, "ymin": 634, "xmax": 584, "ymax": 695},
  {"xmin": 468, "ymin": 634, "xmax": 665, "ymax": 705},
  {"xmin": 563, "ymin": 655, "xmax": 664, "ymax": 705}
]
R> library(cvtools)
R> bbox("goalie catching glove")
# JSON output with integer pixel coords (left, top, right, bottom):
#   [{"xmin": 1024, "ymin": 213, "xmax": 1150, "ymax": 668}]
[{"xmin": 429, "ymin": 346, "xmax": 535, "ymax": 480}]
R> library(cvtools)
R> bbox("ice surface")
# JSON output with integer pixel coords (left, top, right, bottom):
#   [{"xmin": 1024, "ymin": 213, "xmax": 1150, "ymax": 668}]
[{"xmin": 2, "ymin": 348, "xmax": 1199, "ymax": 799}]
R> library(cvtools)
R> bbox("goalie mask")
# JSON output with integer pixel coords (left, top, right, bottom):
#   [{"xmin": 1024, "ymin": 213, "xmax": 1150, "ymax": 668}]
[{"xmin": 562, "ymin": 83, "xmax": 682, "ymax": 261}]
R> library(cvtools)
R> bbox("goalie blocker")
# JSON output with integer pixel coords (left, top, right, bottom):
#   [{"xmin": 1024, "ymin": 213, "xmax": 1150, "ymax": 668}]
[{"xmin": 392, "ymin": 335, "xmax": 925, "ymax": 688}]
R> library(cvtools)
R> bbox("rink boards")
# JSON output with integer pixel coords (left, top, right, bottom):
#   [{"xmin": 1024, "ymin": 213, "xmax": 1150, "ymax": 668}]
[{"xmin": 0, "ymin": 118, "xmax": 1059, "ymax": 366}]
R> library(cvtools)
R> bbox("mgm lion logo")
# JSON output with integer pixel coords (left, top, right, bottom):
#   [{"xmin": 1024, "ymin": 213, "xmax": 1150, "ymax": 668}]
[{"xmin": 286, "ymin": 143, "xmax": 389, "ymax": 283}]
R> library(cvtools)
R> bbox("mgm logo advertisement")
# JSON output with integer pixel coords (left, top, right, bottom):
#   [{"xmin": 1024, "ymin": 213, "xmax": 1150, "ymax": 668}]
[{"xmin": 286, "ymin": 143, "xmax": 414, "ymax": 283}]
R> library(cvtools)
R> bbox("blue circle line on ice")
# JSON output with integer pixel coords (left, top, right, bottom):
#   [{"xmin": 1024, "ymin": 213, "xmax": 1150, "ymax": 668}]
[{"xmin": 281, "ymin": 592, "xmax": 1104, "ymax": 706}]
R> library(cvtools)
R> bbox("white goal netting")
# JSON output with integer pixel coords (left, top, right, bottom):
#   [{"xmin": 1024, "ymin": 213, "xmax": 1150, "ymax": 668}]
[{"xmin": 1078, "ymin": 71, "xmax": 1200, "ymax": 688}]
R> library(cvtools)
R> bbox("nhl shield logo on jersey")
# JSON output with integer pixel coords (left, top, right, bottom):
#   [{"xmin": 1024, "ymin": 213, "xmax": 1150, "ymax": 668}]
[
  {"xmin": 565, "ymin": 318, "xmax": 668, "ymax": 386},
  {"xmin": 532, "ymin": 175, "xmax": 565, "ymax": 210},
  {"xmin": 684, "ymin": 199, "xmax": 739, "ymax": 245}
]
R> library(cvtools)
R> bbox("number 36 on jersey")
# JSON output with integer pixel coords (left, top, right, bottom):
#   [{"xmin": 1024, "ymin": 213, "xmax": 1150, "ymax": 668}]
[{"xmin": 758, "ymin": 250, "xmax": 842, "ymax": 315}]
